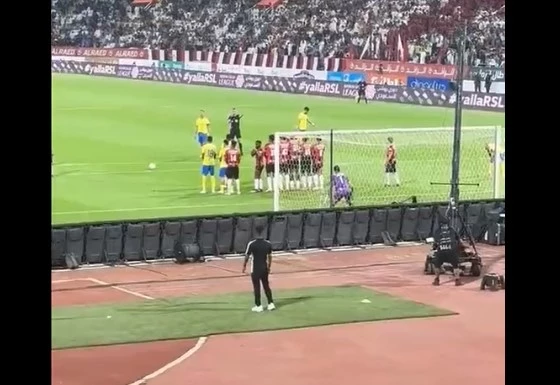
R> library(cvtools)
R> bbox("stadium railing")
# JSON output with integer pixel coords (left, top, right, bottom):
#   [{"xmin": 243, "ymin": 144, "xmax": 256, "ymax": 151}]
[{"xmin": 51, "ymin": 199, "xmax": 504, "ymax": 269}]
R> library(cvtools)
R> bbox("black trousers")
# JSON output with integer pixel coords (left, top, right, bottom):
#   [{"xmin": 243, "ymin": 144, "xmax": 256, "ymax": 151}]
[
  {"xmin": 433, "ymin": 250, "xmax": 459, "ymax": 269},
  {"xmin": 251, "ymin": 270, "xmax": 273, "ymax": 307}
]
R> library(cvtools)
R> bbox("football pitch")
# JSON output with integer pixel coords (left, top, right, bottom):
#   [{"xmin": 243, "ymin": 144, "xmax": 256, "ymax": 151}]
[{"xmin": 52, "ymin": 74, "xmax": 505, "ymax": 225}]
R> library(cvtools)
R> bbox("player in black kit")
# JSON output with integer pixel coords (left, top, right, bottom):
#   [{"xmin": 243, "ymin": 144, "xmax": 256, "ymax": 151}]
[
  {"xmin": 227, "ymin": 107, "xmax": 243, "ymax": 154},
  {"xmin": 356, "ymin": 80, "xmax": 368, "ymax": 104}
]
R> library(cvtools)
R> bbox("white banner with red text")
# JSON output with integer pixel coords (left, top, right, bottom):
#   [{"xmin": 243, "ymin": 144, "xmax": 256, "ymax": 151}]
[
  {"xmin": 52, "ymin": 56, "xmax": 329, "ymax": 80},
  {"xmin": 52, "ymin": 56, "xmax": 86, "ymax": 62},
  {"xmin": 213, "ymin": 63, "xmax": 328, "ymax": 80}
]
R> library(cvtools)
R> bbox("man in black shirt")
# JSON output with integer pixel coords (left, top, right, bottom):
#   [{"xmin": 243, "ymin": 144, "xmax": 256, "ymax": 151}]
[
  {"xmin": 243, "ymin": 224, "xmax": 275, "ymax": 312},
  {"xmin": 356, "ymin": 80, "xmax": 368, "ymax": 104},
  {"xmin": 227, "ymin": 108, "xmax": 243, "ymax": 154},
  {"xmin": 432, "ymin": 217, "xmax": 465, "ymax": 286},
  {"xmin": 473, "ymin": 72, "xmax": 482, "ymax": 93},
  {"xmin": 484, "ymin": 73, "xmax": 492, "ymax": 93}
]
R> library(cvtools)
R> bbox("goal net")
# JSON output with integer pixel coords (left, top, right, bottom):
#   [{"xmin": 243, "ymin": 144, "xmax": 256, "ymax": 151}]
[{"xmin": 272, "ymin": 126, "xmax": 504, "ymax": 212}]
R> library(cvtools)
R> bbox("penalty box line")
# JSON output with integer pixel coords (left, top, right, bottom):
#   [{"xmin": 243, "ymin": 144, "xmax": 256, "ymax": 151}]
[{"xmin": 52, "ymin": 277, "xmax": 154, "ymax": 300}]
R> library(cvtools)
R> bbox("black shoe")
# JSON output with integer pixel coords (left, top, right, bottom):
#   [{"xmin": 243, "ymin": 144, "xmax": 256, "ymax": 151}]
[
  {"xmin": 432, "ymin": 277, "xmax": 440, "ymax": 286},
  {"xmin": 455, "ymin": 279, "xmax": 463, "ymax": 286}
]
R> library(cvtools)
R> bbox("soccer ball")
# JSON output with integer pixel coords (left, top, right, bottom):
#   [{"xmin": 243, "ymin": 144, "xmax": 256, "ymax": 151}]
[{"xmin": 148, "ymin": 163, "xmax": 156, "ymax": 170}]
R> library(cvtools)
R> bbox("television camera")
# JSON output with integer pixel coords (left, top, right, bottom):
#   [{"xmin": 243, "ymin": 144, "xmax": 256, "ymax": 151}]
[{"xmin": 423, "ymin": 197, "xmax": 482, "ymax": 277}]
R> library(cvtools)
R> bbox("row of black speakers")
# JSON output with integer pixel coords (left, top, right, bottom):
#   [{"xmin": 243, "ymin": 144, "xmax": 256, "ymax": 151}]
[{"xmin": 51, "ymin": 200, "xmax": 504, "ymax": 268}]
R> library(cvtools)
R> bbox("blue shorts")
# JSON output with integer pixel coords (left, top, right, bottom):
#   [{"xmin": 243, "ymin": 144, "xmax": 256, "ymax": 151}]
[
  {"xmin": 197, "ymin": 133, "xmax": 208, "ymax": 146},
  {"xmin": 201, "ymin": 165, "xmax": 215, "ymax": 176},
  {"xmin": 219, "ymin": 167, "xmax": 227, "ymax": 178}
]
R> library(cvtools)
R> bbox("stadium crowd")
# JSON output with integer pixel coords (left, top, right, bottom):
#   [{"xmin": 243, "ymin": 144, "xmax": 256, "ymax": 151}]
[{"xmin": 51, "ymin": 0, "xmax": 504, "ymax": 67}]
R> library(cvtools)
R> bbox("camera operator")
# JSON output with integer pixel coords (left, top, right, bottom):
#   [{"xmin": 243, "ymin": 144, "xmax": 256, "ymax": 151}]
[{"xmin": 432, "ymin": 216, "xmax": 465, "ymax": 286}]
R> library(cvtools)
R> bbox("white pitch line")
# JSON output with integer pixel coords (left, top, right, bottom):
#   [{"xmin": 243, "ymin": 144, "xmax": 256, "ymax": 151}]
[
  {"xmin": 52, "ymin": 201, "xmax": 261, "ymax": 215},
  {"xmin": 55, "ymin": 168, "xmax": 203, "ymax": 177},
  {"xmin": 55, "ymin": 159, "xmax": 380, "ymax": 169},
  {"xmin": 86, "ymin": 277, "xmax": 155, "ymax": 300},
  {"xmin": 127, "ymin": 336, "xmax": 208, "ymax": 385},
  {"xmin": 57, "ymin": 160, "xmax": 200, "ymax": 167}
]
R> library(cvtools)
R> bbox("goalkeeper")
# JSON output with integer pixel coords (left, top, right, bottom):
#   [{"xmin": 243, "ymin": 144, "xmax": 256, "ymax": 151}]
[{"xmin": 331, "ymin": 165, "xmax": 353, "ymax": 207}]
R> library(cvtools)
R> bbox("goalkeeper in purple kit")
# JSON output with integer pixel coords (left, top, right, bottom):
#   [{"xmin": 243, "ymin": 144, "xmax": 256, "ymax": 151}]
[{"xmin": 331, "ymin": 165, "xmax": 353, "ymax": 206}]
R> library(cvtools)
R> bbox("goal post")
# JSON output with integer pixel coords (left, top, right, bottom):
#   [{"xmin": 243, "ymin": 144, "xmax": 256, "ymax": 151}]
[{"xmin": 272, "ymin": 126, "xmax": 504, "ymax": 212}]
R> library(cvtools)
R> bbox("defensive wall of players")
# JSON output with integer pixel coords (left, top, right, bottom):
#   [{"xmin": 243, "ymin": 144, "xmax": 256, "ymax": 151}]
[{"xmin": 51, "ymin": 199, "xmax": 505, "ymax": 269}]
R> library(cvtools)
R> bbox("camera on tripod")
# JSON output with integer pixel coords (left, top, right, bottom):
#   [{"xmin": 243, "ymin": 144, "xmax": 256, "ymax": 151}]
[{"xmin": 423, "ymin": 197, "xmax": 483, "ymax": 277}]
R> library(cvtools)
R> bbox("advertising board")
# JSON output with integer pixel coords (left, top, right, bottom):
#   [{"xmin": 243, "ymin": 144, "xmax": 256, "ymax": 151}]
[
  {"xmin": 407, "ymin": 77, "xmax": 451, "ymax": 91},
  {"xmin": 52, "ymin": 56, "xmax": 85, "ymax": 62},
  {"xmin": 343, "ymin": 59, "xmax": 459, "ymax": 79},
  {"xmin": 51, "ymin": 60, "xmax": 504, "ymax": 112},
  {"xmin": 51, "ymin": 47, "xmax": 149, "ymax": 59},
  {"xmin": 326, "ymin": 72, "xmax": 364, "ymax": 83},
  {"xmin": 365, "ymin": 72, "xmax": 407, "ymax": 86},
  {"xmin": 184, "ymin": 61, "xmax": 213, "ymax": 72},
  {"xmin": 118, "ymin": 58, "xmax": 156, "ymax": 66},
  {"xmin": 463, "ymin": 80, "xmax": 505, "ymax": 95},
  {"xmin": 215, "ymin": 64, "xmax": 327, "ymax": 80},
  {"xmin": 467, "ymin": 66, "xmax": 505, "ymax": 82},
  {"xmin": 158, "ymin": 60, "xmax": 183, "ymax": 69}
]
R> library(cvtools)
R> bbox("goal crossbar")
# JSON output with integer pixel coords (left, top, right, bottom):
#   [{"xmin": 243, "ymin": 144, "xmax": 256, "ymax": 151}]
[{"xmin": 273, "ymin": 126, "xmax": 498, "ymax": 137}]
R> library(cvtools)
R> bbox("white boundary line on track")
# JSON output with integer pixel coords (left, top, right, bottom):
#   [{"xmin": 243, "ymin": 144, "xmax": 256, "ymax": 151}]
[
  {"xmin": 51, "ymin": 277, "xmax": 154, "ymax": 300},
  {"xmin": 52, "ymin": 278, "xmax": 86, "ymax": 284},
  {"xmin": 127, "ymin": 336, "xmax": 208, "ymax": 385},
  {"xmin": 86, "ymin": 277, "xmax": 155, "ymax": 300}
]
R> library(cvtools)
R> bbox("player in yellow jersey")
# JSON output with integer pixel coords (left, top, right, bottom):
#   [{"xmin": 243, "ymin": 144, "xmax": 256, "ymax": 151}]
[
  {"xmin": 217, "ymin": 138, "xmax": 230, "ymax": 193},
  {"xmin": 296, "ymin": 107, "xmax": 315, "ymax": 132},
  {"xmin": 200, "ymin": 136, "xmax": 217, "ymax": 193},
  {"xmin": 195, "ymin": 110, "xmax": 211, "ymax": 146},
  {"xmin": 485, "ymin": 143, "xmax": 505, "ymax": 178}
]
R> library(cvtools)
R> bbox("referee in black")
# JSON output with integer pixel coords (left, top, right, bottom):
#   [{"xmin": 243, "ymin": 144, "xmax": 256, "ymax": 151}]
[
  {"xmin": 243, "ymin": 224, "xmax": 275, "ymax": 312},
  {"xmin": 227, "ymin": 107, "xmax": 243, "ymax": 155}
]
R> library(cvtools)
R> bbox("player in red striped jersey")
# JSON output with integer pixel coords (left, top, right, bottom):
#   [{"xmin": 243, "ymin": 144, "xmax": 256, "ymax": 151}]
[
  {"xmin": 263, "ymin": 135, "xmax": 275, "ymax": 192},
  {"xmin": 251, "ymin": 140, "xmax": 265, "ymax": 192},
  {"xmin": 278, "ymin": 136, "xmax": 291, "ymax": 190},
  {"xmin": 384, "ymin": 137, "xmax": 400, "ymax": 187},
  {"xmin": 300, "ymin": 138, "xmax": 314, "ymax": 189},
  {"xmin": 225, "ymin": 140, "xmax": 242, "ymax": 195},
  {"xmin": 289, "ymin": 136, "xmax": 302, "ymax": 189},
  {"xmin": 312, "ymin": 138, "xmax": 326, "ymax": 190}
]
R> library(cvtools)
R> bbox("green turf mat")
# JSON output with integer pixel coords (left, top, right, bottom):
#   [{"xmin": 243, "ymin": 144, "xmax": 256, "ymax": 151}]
[
  {"xmin": 52, "ymin": 75, "xmax": 504, "ymax": 224},
  {"xmin": 52, "ymin": 286, "xmax": 455, "ymax": 349}
]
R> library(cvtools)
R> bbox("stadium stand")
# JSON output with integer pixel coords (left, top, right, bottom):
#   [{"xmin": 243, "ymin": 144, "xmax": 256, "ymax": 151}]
[{"xmin": 51, "ymin": 0, "xmax": 504, "ymax": 66}]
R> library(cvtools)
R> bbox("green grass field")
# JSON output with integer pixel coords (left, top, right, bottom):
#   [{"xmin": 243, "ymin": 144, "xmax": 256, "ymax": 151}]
[
  {"xmin": 51, "ymin": 286, "xmax": 454, "ymax": 349},
  {"xmin": 52, "ymin": 74, "xmax": 505, "ymax": 225}
]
